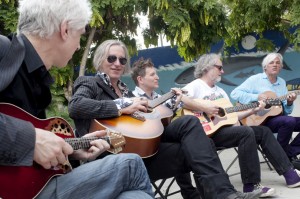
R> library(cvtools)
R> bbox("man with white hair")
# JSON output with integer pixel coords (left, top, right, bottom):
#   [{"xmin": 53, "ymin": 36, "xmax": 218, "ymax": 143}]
[
  {"xmin": 231, "ymin": 53, "xmax": 300, "ymax": 169},
  {"xmin": 0, "ymin": 0, "xmax": 153, "ymax": 198}
]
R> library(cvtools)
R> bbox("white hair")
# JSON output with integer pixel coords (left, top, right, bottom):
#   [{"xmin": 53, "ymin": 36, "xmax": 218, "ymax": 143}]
[
  {"xmin": 194, "ymin": 53, "xmax": 220, "ymax": 78},
  {"xmin": 261, "ymin": 53, "xmax": 283, "ymax": 71},
  {"xmin": 17, "ymin": 0, "xmax": 92, "ymax": 38}
]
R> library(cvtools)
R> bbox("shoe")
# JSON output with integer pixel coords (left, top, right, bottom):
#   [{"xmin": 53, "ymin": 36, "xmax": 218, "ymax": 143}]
[
  {"xmin": 253, "ymin": 184, "xmax": 276, "ymax": 197},
  {"xmin": 286, "ymin": 169, "xmax": 300, "ymax": 188},
  {"xmin": 226, "ymin": 190, "xmax": 262, "ymax": 199},
  {"xmin": 244, "ymin": 183, "xmax": 275, "ymax": 198}
]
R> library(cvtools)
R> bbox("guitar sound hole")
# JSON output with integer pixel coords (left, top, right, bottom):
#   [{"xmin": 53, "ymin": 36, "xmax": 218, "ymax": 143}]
[
  {"xmin": 265, "ymin": 104, "xmax": 271, "ymax": 109},
  {"xmin": 218, "ymin": 108, "xmax": 225, "ymax": 117}
]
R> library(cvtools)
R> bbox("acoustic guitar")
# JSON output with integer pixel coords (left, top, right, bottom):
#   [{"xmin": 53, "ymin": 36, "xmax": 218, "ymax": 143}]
[
  {"xmin": 0, "ymin": 102, "xmax": 125, "ymax": 199},
  {"xmin": 183, "ymin": 98, "xmax": 281, "ymax": 137},
  {"xmin": 90, "ymin": 90, "xmax": 176, "ymax": 158},
  {"xmin": 240, "ymin": 90, "xmax": 300, "ymax": 126}
]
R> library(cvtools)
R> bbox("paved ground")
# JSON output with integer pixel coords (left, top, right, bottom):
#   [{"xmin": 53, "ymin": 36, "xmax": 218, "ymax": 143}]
[{"xmin": 153, "ymin": 98, "xmax": 300, "ymax": 199}]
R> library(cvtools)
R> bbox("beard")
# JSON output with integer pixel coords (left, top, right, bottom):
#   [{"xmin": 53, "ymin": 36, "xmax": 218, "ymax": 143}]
[{"xmin": 215, "ymin": 76, "xmax": 221, "ymax": 83}]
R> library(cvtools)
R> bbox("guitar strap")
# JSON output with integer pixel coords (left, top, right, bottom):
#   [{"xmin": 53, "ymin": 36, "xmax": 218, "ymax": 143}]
[{"xmin": 0, "ymin": 34, "xmax": 25, "ymax": 92}]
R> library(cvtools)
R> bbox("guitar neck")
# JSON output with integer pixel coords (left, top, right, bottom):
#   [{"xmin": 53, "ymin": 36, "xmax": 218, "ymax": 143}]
[
  {"xmin": 65, "ymin": 136, "xmax": 110, "ymax": 150},
  {"xmin": 225, "ymin": 102, "xmax": 259, "ymax": 113},
  {"xmin": 278, "ymin": 90, "xmax": 300, "ymax": 101},
  {"xmin": 148, "ymin": 91, "xmax": 175, "ymax": 108}
]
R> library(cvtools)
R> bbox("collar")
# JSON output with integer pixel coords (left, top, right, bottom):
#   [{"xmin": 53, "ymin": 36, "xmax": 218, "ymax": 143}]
[
  {"xmin": 262, "ymin": 72, "xmax": 280, "ymax": 85},
  {"xmin": 21, "ymin": 34, "xmax": 53, "ymax": 85},
  {"xmin": 21, "ymin": 34, "xmax": 45, "ymax": 73},
  {"xmin": 96, "ymin": 72, "xmax": 130, "ymax": 97},
  {"xmin": 133, "ymin": 86, "xmax": 159, "ymax": 99}
]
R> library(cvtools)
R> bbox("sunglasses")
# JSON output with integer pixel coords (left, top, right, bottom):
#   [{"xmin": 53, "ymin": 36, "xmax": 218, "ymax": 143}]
[
  {"xmin": 107, "ymin": 55, "xmax": 127, "ymax": 65},
  {"xmin": 214, "ymin": 64, "xmax": 224, "ymax": 71}
]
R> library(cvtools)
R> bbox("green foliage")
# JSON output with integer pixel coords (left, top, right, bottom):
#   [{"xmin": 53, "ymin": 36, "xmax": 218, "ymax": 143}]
[
  {"xmin": 0, "ymin": 1, "xmax": 18, "ymax": 34},
  {"xmin": 147, "ymin": 0, "xmax": 227, "ymax": 61}
]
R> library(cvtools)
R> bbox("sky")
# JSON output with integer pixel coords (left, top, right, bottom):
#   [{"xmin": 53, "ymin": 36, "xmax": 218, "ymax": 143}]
[{"xmin": 134, "ymin": 14, "xmax": 170, "ymax": 50}]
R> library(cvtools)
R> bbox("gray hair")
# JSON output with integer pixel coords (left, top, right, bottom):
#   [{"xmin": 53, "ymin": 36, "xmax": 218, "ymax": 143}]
[
  {"xmin": 93, "ymin": 40, "xmax": 131, "ymax": 74},
  {"xmin": 194, "ymin": 53, "xmax": 221, "ymax": 78},
  {"xmin": 261, "ymin": 53, "xmax": 283, "ymax": 71},
  {"xmin": 17, "ymin": 0, "xmax": 92, "ymax": 38}
]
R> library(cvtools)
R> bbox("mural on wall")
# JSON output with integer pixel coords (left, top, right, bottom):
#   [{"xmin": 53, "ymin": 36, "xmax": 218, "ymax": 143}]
[{"xmin": 121, "ymin": 29, "xmax": 300, "ymax": 101}]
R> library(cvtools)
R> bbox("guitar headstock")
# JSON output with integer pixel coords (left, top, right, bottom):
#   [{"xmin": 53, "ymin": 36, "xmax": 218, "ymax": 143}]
[{"xmin": 106, "ymin": 129, "xmax": 126, "ymax": 154}]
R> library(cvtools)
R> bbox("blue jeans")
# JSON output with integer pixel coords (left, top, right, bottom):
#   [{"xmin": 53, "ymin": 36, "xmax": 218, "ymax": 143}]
[{"xmin": 37, "ymin": 154, "xmax": 154, "ymax": 199}]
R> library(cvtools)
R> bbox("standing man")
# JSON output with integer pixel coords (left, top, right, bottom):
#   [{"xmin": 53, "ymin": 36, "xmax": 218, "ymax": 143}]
[
  {"xmin": 231, "ymin": 53, "xmax": 300, "ymax": 168},
  {"xmin": 0, "ymin": 0, "xmax": 154, "ymax": 198}
]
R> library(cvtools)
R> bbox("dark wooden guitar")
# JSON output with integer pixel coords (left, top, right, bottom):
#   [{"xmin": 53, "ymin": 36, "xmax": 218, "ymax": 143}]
[
  {"xmin": 183, "ymin": 98, "xmax": 281, "ymax": 137},
  {"xmin": 90, "ymin": 91, "xmax": 176, "ymax": 158},
  {"xmin": 240, "ymin": 90, "xmax": 300, "ymax": 126},
  {"xmin": 0, "ymin": 103, "xmax": 125, "ymax": 199}
]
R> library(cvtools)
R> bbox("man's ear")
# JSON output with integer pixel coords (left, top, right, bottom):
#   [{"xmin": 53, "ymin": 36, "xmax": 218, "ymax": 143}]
[
  {"xmin": 60, "ymin": 21, "xmax": 69, "ymax": 41},
  {"xmin": 137, "ymin": 76, "xmax": 143, "ymax": 83}
]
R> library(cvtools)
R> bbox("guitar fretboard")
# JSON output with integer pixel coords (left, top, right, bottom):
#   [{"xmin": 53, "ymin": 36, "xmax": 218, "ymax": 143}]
[
  {"xmin": 148, "ymin": 91, "xmax": 175, "ymax": 108},
  {"xmin": 225, "ymin": 102, "xmax": 259, "ymax": 113},
  {"xmin": 278, "ymin": 90, "xmax": 300, "ymax": 101},
  {"xmin": 65, "ymin": 136, "xmax": 110, "ymax": 150}
]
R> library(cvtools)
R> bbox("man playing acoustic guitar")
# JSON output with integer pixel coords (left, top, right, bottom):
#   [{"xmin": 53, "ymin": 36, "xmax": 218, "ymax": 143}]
[
  {"xmin": 231, "ymin": 52, "xmax": 300, "ymax": 169},
  {"xmin": 0, "ymin": 0, "xmax": 153, "ymax": 198},
  {"xmin": 180, "ymin": 53, "xmax": 300, "ymax": 197}
]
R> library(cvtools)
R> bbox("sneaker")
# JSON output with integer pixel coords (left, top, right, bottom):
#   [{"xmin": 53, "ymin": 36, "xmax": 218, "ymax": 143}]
[
  {"xmin": 244, "ymin": 183, "xmax": 275, "ymax": 198},
  {"xmin": 253, "ymin": 184, "xmax": 276, "ymax": 197},
  {"xmin": 226, "ymin": 190, "xmax": 262, "ymax": 199},
  {"xmin": 286, "ymin": 169, "xmax": 300, "ymax": 188}
]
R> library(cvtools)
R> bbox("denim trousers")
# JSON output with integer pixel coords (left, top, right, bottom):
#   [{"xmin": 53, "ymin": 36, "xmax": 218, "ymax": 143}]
[
  {"xmin": 144, "ymin": 115, "xmax": 236, "ymax": 199},
  {"xmin": 37, "ymin": 153, "xmax": 154, "ymax": 199},
  {"xmin": 265, "ymin": 116, "xmax": 300, "ymax": 158}
]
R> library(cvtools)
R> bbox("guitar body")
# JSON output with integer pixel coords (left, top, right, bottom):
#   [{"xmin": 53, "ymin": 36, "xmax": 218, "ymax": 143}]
[
  {"xmin": 1, "ymin": 165, "xmax": 65, "ymax": 199},
  {"xmin": 183, "ymin": 98, "xmax": 238, "ymax": 137},
  {"xmin": 90, "ymin": 105, "xmax": 173, "ymax": 158},
  {"xmin": 240, "ymin": 91, "xmax": 283, "ymax": 126},
  {"xmin": 0, "ymin": 103, "xmax": 74, "ymax": 199},
  {"xmin": 0, "ymin": 102, "xmax": 74, "ymax": 138},
  {"xmin": 0, "ymin": 103, "xmax": 125, "ymax": 199}
]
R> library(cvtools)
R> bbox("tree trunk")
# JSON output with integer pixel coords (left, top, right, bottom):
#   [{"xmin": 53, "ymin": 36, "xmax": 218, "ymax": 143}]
[{"xmin": 79, "ymin": 27, "xmax": 96, "ymax": 76}]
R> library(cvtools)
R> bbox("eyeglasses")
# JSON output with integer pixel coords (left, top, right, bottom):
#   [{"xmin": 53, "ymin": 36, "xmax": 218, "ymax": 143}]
[
  {"xmin": 214, "ymin": 64, "xmax": 224, "ymax": 71},
  {"xmin": 107, "ymin": 55, "xmax": 127, "ymax": 65}
]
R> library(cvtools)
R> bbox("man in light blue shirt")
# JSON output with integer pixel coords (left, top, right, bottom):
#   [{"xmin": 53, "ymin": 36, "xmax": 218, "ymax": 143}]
[{"xmin": 231, "ymin": 52, "xmax": 300, "ymax": 167}]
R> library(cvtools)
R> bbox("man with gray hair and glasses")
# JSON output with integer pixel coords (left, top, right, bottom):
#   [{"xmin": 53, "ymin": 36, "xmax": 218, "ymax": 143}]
[{"xmin": 0, "ymin": 0, "xmax": 153, "ymax": 198}]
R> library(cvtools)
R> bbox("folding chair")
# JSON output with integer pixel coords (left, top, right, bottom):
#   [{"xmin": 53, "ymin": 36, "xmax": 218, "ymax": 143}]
[{"xmin": 151, "ymin": 177, "xmax": 181, "ymax": 199}]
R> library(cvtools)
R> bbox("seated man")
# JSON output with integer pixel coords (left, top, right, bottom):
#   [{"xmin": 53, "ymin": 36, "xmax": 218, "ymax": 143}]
[
  {"xmin": 231, "ymin": 52, "xmax": 300, "ymax": 169},
  {"xmin": 68, "ymin": 40, "xmax": 262, "ymax": 199},
  {"xmin": 0, "ymin": 0, "xmax": 153, "ymax": 198}
]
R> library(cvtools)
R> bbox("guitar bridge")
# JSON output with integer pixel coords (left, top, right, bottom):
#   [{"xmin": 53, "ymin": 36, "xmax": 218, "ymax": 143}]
[{"xmin": 131, "ymin": 112, "xmax": 146, "ymax": 121}]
